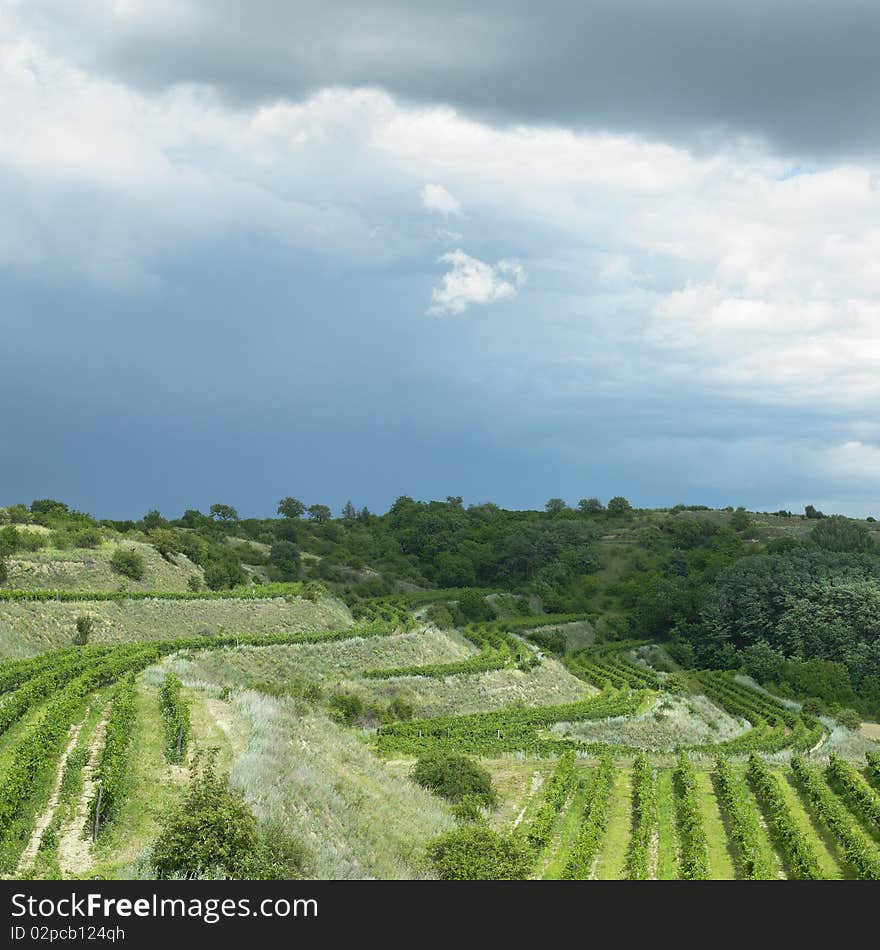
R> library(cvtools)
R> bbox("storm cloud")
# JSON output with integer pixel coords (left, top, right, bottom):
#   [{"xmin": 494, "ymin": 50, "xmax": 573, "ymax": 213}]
[{"xmin": 1, "ymin": 2, "xmax": 879, "ymax": 519}]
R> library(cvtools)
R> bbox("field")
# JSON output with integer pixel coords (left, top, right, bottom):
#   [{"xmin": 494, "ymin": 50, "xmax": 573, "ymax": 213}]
[
  {"xmin": 2, "ymin": 610, "xmax": 878, "ymax": 880},
  {"xmin": 0, "ymin": 594, "xmax": 352, "ymax": 659}
]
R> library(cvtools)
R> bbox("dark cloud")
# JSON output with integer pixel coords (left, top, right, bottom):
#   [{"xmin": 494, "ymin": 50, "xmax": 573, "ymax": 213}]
[{"xmin": 21, "ymin": 0, "xmax": 880, "ymax": 158}]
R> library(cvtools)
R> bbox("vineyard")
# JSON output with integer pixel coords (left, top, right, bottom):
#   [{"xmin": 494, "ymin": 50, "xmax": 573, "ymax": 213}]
[{"xmin": 0, "ymin": 593, "xmax": 878, "ymax": 880}]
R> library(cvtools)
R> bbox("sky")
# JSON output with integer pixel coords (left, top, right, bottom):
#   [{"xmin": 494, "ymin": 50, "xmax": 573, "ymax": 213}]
[{"xmin": 2, "ymin": 1, "xmax": 880, "ymax": 519}]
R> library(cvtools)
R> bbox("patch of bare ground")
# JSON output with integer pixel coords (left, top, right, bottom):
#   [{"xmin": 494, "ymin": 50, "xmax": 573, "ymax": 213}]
[
  {"xmin": 58, "ymin": 710, "xmax": 110, "ymax": 877},
  {"xmin": 15, "ymin": 716, "xmax": 87, "ymax": 875},
  {"xmin": 860, "ymin": 722, "xmax": 880, "ymax": 741},
  {"xmin": 514, "ymin": 771, "xmax": 544, "ymax": 828}
]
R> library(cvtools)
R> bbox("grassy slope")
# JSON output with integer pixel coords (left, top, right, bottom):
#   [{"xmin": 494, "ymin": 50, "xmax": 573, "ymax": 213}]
[
  {"xmin": 594, "ymin": 767, "xmax": 632, "ymax": 880},
  {"xmin": 655, "ymin": 767, "xmax": 679, "ymax": 879},
  {"xmin": 693, "ymin": 769, "xmax": 736, "ymax": 879},
  {"xmin": 168, "ymin": 627, "xmax": 469, "ymax": 691},
  {"xmin": 6, "ymin": 540, "xmax": 201, "ymax": 593},
  {"xmin": 228, "ymin": 691, "xmax": 454, "ymax": 879},
  {"xmin": 0, "ymin": 594, "xmax": 352, "ymax": 659}
]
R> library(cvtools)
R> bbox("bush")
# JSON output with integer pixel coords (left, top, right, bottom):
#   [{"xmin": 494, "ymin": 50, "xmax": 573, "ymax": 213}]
[
  {"xmin": 0, "ymin": 558, "xmax": 6, "ymax": 585},
  {"xmin": 425, "ymin": 603, "xmax": 455, "ymax": 628},
  {"xmin": 73, "ymin": 615, "xmax": 94, "ymax": 646},
  {"xmin": 187, "ymin": 575, "xmax": 202, "ymax": 592},
  {"xmin": 801, "ymin": 697, "xmax": 824, "ymax": 717},
  {"xmin": 455, "ymin": 590, "xmax": 496, "ymax": 624},
  {"xmin": 110, "ymin": 547, "xmax": 145, "ymax": 581},
  {"xmin": 151, "ymin": 757, "xmax": 307, "ymax": 880},
  {"xmin": 328, "ymin": 691, "xmax": 364, "ymax": 725},
  {"xmin": 451, "ymin": 794, "xmax": 489, "ymax": 822},
  {"xmin": 426, "ymin": 825, "xmax": 532, "ymax": 880},
  {"xmin": 836, "ymin": 708, "xmax": 862, "ymax": 730},
  {"xmin": 412, "ymin": 751, "xmax": 497, "ymax": 807}
]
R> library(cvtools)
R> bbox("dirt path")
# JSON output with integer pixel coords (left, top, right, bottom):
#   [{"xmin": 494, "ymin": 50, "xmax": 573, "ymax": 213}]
[
  {"xmin": 514, "ymin": 771, "xmax": 544, "ymax": 828},
  {"xmin": 15, "ymin": 717, "xmax": 86, "ymax": 875},
  {"xmin": 57, "ymin": 710, "xmax": 110, "ymax": 877}
]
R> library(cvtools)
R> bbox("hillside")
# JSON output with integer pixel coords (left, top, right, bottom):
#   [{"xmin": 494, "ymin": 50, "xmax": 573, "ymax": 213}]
[{"xmin": 1, "ymin": 495, "xmax": 879, "ymax": 881}]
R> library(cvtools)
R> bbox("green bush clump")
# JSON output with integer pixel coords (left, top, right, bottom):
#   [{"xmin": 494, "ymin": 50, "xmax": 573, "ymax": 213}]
[
  {"xmin": 328, "ymin": 691, "xmax": 364, "ymax": 725},
  {"xmin": 412, "ymin": 751, "xmax": 497, "ymax": 807},
  {"xmin": 151, "ymin": 757, "xmax": 308, "ymax": 880},
  {"xmin": 159, "ymin": 674, "xmax": 190, "ymax": 763},
  {"xmin": 110, "ymin": 547, "xmax": 145, "ymax": 581},
  {"xmin": 426, "ymin": 825, "xmax": 532, "ymax": 880},
  {"xmin": 73, "ymin": 615, "xmax": 94, "ymax": 646}
]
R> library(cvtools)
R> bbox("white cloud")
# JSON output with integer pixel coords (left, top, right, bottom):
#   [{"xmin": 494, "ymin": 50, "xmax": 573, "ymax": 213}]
[
  {"xmin": 429, "ymin": 251, "xmax": 525, "ymax": 316},
  {"xmin": 421, "ymin": 183, "xmax": 461, "ymax": 216}
]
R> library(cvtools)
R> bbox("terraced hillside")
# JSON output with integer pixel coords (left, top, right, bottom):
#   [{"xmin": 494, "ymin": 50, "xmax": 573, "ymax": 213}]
[{"xmin": 1, "ymin": 607, "xmax": 877, "ymax": 880}]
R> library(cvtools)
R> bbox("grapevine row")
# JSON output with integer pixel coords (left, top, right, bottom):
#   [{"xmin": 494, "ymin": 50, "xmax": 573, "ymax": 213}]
[
  {"xmin": 673, "ymin": 751, "xmax": 709, "ymax": 880},
  {"xmin": 826, "ymin": 753, "xmax": 880, "ymax": 832},
  {"xmin": 375, "ymin": 690, "xmax": 646, "ymax": 756},
  {"xmin": 790, "ymin": 755, "xmax": 880, "ymax": 880},
  {"xmin": 89, "ymin": 673, "xmax": 138, "ymax": 834},
  {"xmin": 564, "ymin": 754, "xmax": 615, "ymax": 879},
  {"xmin": 626, "ymin": 751, "xmax": 656, "ymax": 880},
  {"xmin": 712, "ymin": 757, "xmax": 776, "ymax": 879},
  {"xmin": 158, "ymin": 674, "xmax": 191, "ymax": 764},
  {"xmin": 747, "ymin": 754, "xmax": 822, "ymax": 880},
  {"xmin": 527, "ymin": 751, "xmax": 577, "ymax": 850}
]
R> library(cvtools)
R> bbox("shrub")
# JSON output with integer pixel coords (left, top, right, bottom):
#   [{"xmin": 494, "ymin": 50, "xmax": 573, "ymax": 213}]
[
  {"xmin": 110, "ymin": 547, "xmax": 145, "ymax": 581},
  {"xmin": 426, "ymin": 825, "xmax": 532, "ymax": 880},
  {"xmin": 801, "ymin": 697, "xmax": 824, "ymax": 717},
  {"xmin": 425, "ymin": 603, "xmax": 455, "ymax": 628},
  {"xmin": 151, "ymin": 757, "xmax": 307, "ymax": 880},
  {"xmin": 187, "ymin": 575, "xmax": 202, "ymax": 592},
  {"xmin": 73, "ymin": 615, "xmax": 94, "ymax": 646},
  {"xmin": 0, "ymin": 558, "xmax": 6, "ymax": 585},
  {"xmin": 412, "ymin": 751, "xmax": 497, "ymax": 807},
  {"xmin": 328, "ymin": 691, "xmax": 364, "ymax": 725},
  {"xmin": 836, "ymin": 708, "xmax": 862, "ymax": 730},
  {"xmin": 451, "ymin": 794, "xmax": 488, "ymax": 823},
  {"xmin": 455, "ymin": 590, "xmax": 496, "ymax": 624}
]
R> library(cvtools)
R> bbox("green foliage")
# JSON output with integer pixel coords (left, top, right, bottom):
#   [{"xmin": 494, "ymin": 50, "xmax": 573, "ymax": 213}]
[
  {"xmin": 377, "ymin": 690, "xmax": 644, "ymax": 757},
  {"xmin": 712, "ymin": 756, "xmax": 775, "ymax": 879},
  {"xmin": 412, "ymin": 751, "xmax": 497, "ymax": 807},
  {"xmin": 607, "ymin": 496, "xmax": 632, "ymax": 516},
  {"xmin": 626, "ymin": 751, "xmax": 656, "ymax": 880},
  {"xmin": 268, "ymin": 540, "xmax": 300, "ymax": 581},
  {"xmin": 564, "ymin": 754, "xmax": 614, "ymax": 878},
  {"xmin": 277, "ymin": 497, "xmax": 306, "ymax": 519},
  {"xmin": 90, "ymin": 674, "xmax": 138, "ymax": 833},
  {"xmin": 836, "ymin": 708, "xmax": 862, "ymax": 730},
  {"xmin": 151, "ymin": 756, "xmax": 307, "ymax": 880},
  {"xmin": 0, "ymin": 558, "xmax": 7, "ymax": 585},
  {"xmin": 673, "ymin": 751, "xmax": 709, "ymax": 880},
  {"xmin": 526, "ymin": 751, "xmax": 576, "ymax": 849},
  {"xmin": 425, "ymin": 603, "xmax": 454, "ymax": 628},
  {"xmin": 159, "ymin": 674, "xmax": 190, "ymax": 764},
  {"xmin": 73, "ymin": 614, "xmax": 93, "ymax": 646},
  {"xmin": 811, "ymin": 515, "xmax": 875, "ymax": 553},
  {"xmin": 747, "ymin": 754, "xmax": 821, "ymax": 880},
  {"xmin": 209, "ymin": 504, "xmax": 239, "ymax": 523},
  {"xmin": 455, "ymin": 590, "xmax": 497, "ymax": 624},
  {"xmin": 426, "ymin": 825, "xmax": 533, "ymax": 880},
  {"xmin": 328, "ymin": 691, "xmax": 364, "ymax": 725},
  {"xmin": 791, "ymin": 755, "xmax": 880, "ymax": 879},
  {"xmin": 110, "ymin": 546, "xmax": 146, "ymax": 581},
  {"xmin": 826, "ymin": 753, "xmax": 880, "ymax": 830}
]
